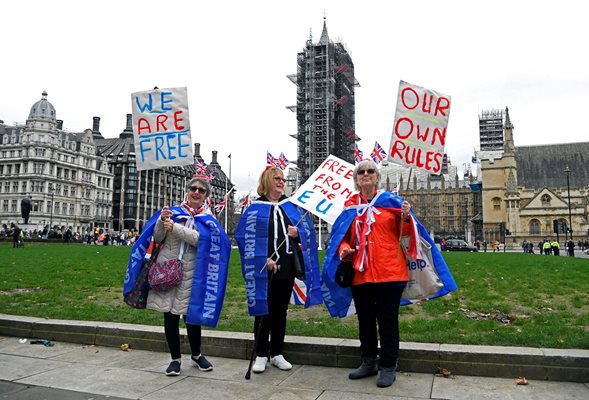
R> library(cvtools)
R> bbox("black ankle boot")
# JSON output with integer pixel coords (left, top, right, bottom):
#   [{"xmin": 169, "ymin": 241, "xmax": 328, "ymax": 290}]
[
  {"xmin": 348, "ymin": 357, "xmax": 378, "ymax": 379},
  {"xmin": 376, "ymin": 366, "xmax": 397, "ymax": 387}
]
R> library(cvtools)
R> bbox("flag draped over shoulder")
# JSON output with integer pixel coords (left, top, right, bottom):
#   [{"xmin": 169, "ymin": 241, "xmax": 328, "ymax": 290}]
[
  {"xmin": 235, "ymin": 199, "xmax": 322, "ymax": 316},
  {"xmin": 321, "ymin": 191, "xmax": 458, "ymax": 318},
  {"xmin": 123, "ymin": 206, "xmax": 231, "ymax": 327}
]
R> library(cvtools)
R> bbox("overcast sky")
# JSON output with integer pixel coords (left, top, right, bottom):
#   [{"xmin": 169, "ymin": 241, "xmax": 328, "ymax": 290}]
[{"xmin": 2, "ymin": 0, "xmax": 587, "ymax": 195}]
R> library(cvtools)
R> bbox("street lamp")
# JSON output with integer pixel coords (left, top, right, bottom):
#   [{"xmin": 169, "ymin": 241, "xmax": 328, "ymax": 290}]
[
  {"xmin": 48, "ymin": 184, "xmax": 55, "ymax": 230},
  {"xmin": 564, "ymin": 165, "xmax": 573, "ymax": 242}
]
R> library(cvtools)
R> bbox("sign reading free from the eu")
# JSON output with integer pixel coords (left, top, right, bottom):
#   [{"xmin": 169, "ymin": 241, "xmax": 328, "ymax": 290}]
[
  {"xmin": 290, "ymin": 155, "xmax": 356, "ymax": 225},
  {"xmin": 131, "ymin": 87, "xmax": 194, "ymax": 171}
]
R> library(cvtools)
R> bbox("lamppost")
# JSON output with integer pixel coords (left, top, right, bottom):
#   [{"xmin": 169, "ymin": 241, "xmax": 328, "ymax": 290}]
[
  {"xmin": 564, "ymin": 165, "xmax": 573, "ymax": 242},
  {"xmin": 48, "ymin": 184, "xmax": 55, "ymax": 230}
]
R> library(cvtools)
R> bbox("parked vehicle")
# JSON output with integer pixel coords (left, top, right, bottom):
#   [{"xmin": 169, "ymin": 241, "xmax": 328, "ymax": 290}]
[{"xmin": 444, "ymin": 239, "xmax": 478, "ymax": 252}]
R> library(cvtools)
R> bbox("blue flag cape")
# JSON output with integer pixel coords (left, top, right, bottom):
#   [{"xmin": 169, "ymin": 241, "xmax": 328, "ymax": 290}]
[
  {"xmin": 123, "ymin": 206, "xmax": 231, "ymax": 327},
  {"xmin": 321, "ymin": 191, "xmax": 458, "ymax": 318},
  {"xmin": 234, "ymin": 199, "xmax": 322, "ymax": 316}
]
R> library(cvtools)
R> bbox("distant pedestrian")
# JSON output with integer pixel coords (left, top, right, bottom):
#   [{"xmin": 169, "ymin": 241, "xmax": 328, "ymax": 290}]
[
  {"xmin": 543, "ymin": 240, "xmax": 551, "ymax": 255},
  {"xmin": 567, "ymin": 240, "xmax": 575, "ymax": 257},
  {"xmin": 550, "ymin": 241, "xmax": 560, "ymax": 256},
  {"xmin": 538, "ymin": 241, "xmax": 544, "ymax": 255}
]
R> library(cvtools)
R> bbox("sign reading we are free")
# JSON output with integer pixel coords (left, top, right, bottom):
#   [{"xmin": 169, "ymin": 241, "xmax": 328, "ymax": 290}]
[
  {"xmin": 131, "ymin": 87, "xmax": 194, "ymax": 171},
  {"xmin": 388, "ymin": 81, "xmax": 451, "ymax": 175}
]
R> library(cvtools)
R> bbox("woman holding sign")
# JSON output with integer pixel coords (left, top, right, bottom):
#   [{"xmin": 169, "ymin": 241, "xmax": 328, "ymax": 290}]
[
  {"xmin": 123, "ymin": 176, "xmax": 231, "ymax": 376},
  {"xmin": 328, "ymin": 159, "xmax": 416, "ymax": 388},
  {"xmin": 235, "ymin": 166, "xmax": 322, "ymax": 376}
]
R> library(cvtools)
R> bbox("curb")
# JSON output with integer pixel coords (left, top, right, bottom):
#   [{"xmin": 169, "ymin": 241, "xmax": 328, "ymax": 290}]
[{"xmin": 1, "ymin": 314, "xmax": 587, "ymax": 382}]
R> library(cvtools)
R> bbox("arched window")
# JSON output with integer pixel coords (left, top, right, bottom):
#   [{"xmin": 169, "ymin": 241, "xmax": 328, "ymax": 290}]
[
  {"xmin": 529, "ymin": 219, "xmax": 540, "ymax": 235},
  {"xmin": 541, "ymin": 194, "xmax": 551, "ymax": 206},
  {"xmin": 492, "ymin": 197, "xmax": 501, "ymax": 211}
]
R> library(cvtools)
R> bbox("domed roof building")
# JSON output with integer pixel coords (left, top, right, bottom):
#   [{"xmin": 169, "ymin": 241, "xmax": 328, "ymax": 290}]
[{"xmin": 0, "ymin": 92, "xmax": 114, "ymax": 234}]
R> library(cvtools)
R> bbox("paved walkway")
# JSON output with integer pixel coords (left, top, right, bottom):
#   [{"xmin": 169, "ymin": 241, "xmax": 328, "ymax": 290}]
[{"xmin": 0, "ymin": 336, "xmax": 587, "ymax": 400}]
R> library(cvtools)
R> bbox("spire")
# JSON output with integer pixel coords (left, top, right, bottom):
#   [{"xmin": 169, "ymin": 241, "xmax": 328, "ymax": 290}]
[
  {"xmin": 318, "ymin": 16, "xmax": 329, "ymax": 45},
  {"xmin": 503, "ymin": 106, "xmax": 515, "ymax": 153},
  {"xmin": 504, "ymin": 107, "xmax": 513, "ymax": 129}
]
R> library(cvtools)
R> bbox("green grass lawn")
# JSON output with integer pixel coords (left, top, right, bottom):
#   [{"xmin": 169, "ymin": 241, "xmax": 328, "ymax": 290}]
[{"xmin": 1, "ymin": 243, "xmax": 588, "ymax": 349}]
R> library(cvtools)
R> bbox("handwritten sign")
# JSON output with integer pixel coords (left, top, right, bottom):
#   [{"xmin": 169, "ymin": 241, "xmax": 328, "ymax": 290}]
[
  {"xmin": 388, "ymin": 81, "xmax": 451, "ymax": 175},
  {"xmin": 131, "ymin": 87, "xmax": 194, "ymax": 171},
  {"xmin": 290, "ymin": 155, "xmax": 356, "ymax": 225}
]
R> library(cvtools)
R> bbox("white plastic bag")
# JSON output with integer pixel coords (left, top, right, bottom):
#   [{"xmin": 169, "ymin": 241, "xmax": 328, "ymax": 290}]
[{"xmin": 401, "ymin": 236, "xmax": 443, "ymax": 301}]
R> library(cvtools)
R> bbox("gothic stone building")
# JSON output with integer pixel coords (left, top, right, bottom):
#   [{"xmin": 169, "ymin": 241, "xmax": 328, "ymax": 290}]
[{"xmin": 480, "ymin": 108, "xmax": 589, "ymax": 245}]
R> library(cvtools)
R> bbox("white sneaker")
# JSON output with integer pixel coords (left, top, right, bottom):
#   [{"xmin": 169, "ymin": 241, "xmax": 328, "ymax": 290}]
[
  {"xmin": 252, "ymin": 356, "xmax": 268, "ymax": 373},
  {"xmin": 270, "ymin": 354, "xmax": 292, "ymax": 371}
]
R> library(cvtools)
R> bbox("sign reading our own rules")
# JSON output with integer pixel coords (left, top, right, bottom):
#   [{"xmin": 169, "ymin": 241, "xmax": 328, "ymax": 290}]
[
  {"xmin": 131, "ymin": 87, "xmax": 194, "ymax": 171},
  {"xmin": 388, "ymin": 81, "xmax": 451, "ymax": 175}
]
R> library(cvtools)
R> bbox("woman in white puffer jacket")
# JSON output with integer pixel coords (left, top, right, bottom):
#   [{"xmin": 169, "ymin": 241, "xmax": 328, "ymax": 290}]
[{"xmin": 147, "ymin": 176, "xmax": 214, "ymax": 376}]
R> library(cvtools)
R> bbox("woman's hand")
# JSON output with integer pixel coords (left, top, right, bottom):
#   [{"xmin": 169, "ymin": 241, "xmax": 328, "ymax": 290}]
[
  {"xmin": 164, "ymin": 219, "xmax": 174, "ymax": 232},
  {"xmin": 160, "ymin": 206, "xmax": 172, "ymax": 222},
  {"xmin": 266, "ymin": 258, "xmax": 279, "ymax": 274},
  {"xmin": 401, "ymin": 200, "xmax": 411, "ymax": 222},
  {"xmin": 287, "ymin": 225, "xmax": 298, "ymax": 238},
  {"xmin": 339, "ymin": 247, "xmax": 355, "ymax": 261}
]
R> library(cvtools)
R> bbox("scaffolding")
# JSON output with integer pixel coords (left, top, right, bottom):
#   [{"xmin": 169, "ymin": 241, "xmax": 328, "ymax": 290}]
[
  {"xmin": 479, "ymin": 109, "xmax": 504, "ymax": 151},
  {"xmin": 287, "ymin": 20, "xmax": 360, "ymax": 183}
]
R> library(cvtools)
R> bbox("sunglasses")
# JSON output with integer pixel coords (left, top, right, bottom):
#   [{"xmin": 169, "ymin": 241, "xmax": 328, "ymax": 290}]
[
  {"xmin": 357, "ymin": 169, "xmax": 376, "ymax": 175},
  {"xmin": 189, "ymin": 186, "xmax": 208, "ymax": 194}
]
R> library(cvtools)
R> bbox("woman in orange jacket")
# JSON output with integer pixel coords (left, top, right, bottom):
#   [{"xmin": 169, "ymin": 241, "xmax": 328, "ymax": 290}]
[{"xmin": 338, "ymin": 159, "xmax": 413, "ymax": 388}]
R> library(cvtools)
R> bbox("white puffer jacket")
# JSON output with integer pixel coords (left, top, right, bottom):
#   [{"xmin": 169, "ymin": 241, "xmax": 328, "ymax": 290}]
[{"xmin": 146, "ymin": 207, "xmax": 201, "ymax": 315}]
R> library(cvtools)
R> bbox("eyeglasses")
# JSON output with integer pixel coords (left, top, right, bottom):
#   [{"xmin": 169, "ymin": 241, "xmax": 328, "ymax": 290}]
[
  {"xmin": 189, "ymin": 186, "xmax": 207, "ymax": 194},
  {"xmin": 273, "ymin": 177, "xmax": 286, "ymax": 182},
  {"xmin": 357, "ymin": 169, "xmax": 376, "ymax": 175}
]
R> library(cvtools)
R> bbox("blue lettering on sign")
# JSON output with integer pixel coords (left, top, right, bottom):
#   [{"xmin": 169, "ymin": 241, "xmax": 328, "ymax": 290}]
[
  {"xmin": 134, "ymin": 91, "xmax": 173, "ymax": 114},
  {"xmin": 138, "ymin": 132, "xmax": 191, "ymax": 162},
  {"xmin": 297, "ymin": 190, "xmax": 313, "ymax": 204},
  {"xmin": 316, "ymin": 199, "xmax": 333, "ymax": 214}
]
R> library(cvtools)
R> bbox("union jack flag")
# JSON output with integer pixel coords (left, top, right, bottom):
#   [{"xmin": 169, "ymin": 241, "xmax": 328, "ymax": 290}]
[
  {"xmin": 289, "ymin": 278, "xmax": 307, "ymax": 305},
  {"xmin": 214, "ymin": 198, "xmax": 227, "ymax": 215},
  {"xmin": 240, "ymin": 194, "xmax": 250, "ymax": 213},
  {"xmin": 370, "ymin": 141, "xmax": 387, "ymax": 164},
  {"xmin": 278, "ymin": 153, "xmax": 290, "ymax": 170},
  {"xmin": 195, "ymin": 159, "xmax": 208, "ymax": 175},
  {"xmin": 214, "ymin": 188, "xmax": 233, "ymax": 215},
  {"xmin": 266, "ymin": 151, "xmax": 278, "ymax": 168},
  {"xmin": 354, "ymin": 143, "xmax": 364, "ymax": 164},
  {"xmin": 207, "ymin": 167, "xmax": 217, "ymax": 182}
]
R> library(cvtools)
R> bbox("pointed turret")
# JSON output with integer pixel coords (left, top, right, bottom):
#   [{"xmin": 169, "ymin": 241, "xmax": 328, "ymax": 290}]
[
  {"xmin": 318, "ymin": 17, "xmax": 329, "ymax": 45},
  {"xmin": 503, "ymin": 107, "xmax": 515, "ymax": 153}
]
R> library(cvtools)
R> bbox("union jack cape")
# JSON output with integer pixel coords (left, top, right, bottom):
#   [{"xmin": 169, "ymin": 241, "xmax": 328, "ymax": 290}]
[
  {"xmin": 321, "ymin": 191, "xmax": 458, "ymax": 318},
  {"xmin": 123, "ymin": 206, "xmax": 231, "ymax": 327},
  {"xmin": 234, "ymin": 199, "xmax": 322, "ymax": 316}
]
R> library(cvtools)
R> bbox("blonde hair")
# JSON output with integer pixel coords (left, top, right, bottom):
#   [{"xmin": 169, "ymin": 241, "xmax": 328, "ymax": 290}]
[{"xmin": 257, "ymin": 167, "xmax": 283, "ymax": 196}]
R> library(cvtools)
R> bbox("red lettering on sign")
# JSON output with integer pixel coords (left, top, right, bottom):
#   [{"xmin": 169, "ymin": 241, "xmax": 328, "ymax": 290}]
[
  {"xmin": 174, "ymin": 111, "xmax": 185, "ymax": 130},
  {"xmin": 137, "ymin": 118, "xmax": 152, "ymax": 135},
  {"xmin": 156, "ymin": 115, "xmax": 169, "ymax": 132}
]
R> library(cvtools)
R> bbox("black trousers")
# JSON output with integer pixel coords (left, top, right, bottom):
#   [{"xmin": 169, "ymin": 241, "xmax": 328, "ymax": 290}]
[
  {"xmin": 351, "ymin": 282, "xmax": 404, "ymax": 369},
  {"xmin": 164, "ymin": 312, "xmax": 202, "ymax": 360},
  {"xmin": 253, "ymin": 276, "xmax": 294, "ymax": 358}
]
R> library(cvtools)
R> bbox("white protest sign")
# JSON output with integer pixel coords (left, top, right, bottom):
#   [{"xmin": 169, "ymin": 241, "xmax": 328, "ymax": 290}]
[
  {"xmin": 290, "ymin": 155, "xmax": 356, "ymax": 225},
  {"xmin": 388, "ymin": 81, "xmax": 451, "ymax": 175},
  {"xmin": 131, "ymin": 87, "xmax": 194, "ymax": 171}
]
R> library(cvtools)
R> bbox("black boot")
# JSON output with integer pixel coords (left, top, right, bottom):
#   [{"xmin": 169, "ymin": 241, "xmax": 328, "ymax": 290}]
[
  {"xmin": 376, "ymin": 366, "xmax": 396, "ymax": 387},
  {"xmin": 348, "ymin": 357, "xmax": 378, "ymax": 379}
]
